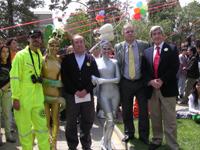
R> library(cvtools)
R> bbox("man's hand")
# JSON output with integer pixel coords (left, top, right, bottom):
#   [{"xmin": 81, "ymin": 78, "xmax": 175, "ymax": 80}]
[
  {"xmin": 157, "ymin": 79, "xmax": 163, "ymax": 88},
  {"xmin": 148, "ymin": 79, "xmax": 162, "ymax": 89},
  {"xmin": 75, "ymin": 89, "xmax": 87, "ymax": 98},
  {"xmin": 13, "ymin": 99, "xmax": 20, "ymax": 111}
]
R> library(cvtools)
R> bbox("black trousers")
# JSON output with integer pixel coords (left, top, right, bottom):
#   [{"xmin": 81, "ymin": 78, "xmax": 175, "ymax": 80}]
[
  {"xmin": 120, "ymin": 77, "xmax": 149, "ymax": 140},
  {"xmin": 65, "ymin": 94, "xmax": 95, "ymax": 149}
]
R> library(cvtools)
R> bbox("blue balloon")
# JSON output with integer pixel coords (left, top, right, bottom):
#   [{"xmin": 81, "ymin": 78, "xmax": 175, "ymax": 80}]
[
  {"xmin": 99, "ymin": 10, "xmax": 105, "ymax": 16},
  {"xmin": 136, "ymin": 1, "xmax": 143, "ymax": 8}
]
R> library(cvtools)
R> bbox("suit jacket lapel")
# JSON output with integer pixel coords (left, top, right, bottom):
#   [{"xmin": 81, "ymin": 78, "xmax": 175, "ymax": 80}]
[
  {"xmin": 149, "ymin": 47, "xmax": 154, "ymax": 69},
  {"xmin": 159, "ymin": 42, "xmax": 167, "ymax": 64}
]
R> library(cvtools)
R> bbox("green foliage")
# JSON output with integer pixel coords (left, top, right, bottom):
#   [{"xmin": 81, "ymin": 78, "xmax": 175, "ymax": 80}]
[
  {"xmin": 66, "ymin": 10, "xmax": 96, "ymax": 48},
  {"xmin": 177, "ymin": 1, "xmax": 200, "ymax": 40},
  {"xmin": 49, "ymin": 0, "xmax": 71, "ymax": 11},
  {"xmin": 0, "ymin": 0, "xmax": 44, "ymax": 39}
]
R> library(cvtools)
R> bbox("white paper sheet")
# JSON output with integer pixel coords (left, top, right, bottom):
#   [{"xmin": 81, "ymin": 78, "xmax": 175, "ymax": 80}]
[{"xmin": 74, "ymin": 93, "xmax": 91, "ymax": 104}]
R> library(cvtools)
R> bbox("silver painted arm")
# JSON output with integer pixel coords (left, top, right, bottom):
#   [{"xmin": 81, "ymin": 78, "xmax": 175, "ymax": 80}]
[{"xmin": 92, "ymin": 61, "xmax": 120, "ymax": 85}]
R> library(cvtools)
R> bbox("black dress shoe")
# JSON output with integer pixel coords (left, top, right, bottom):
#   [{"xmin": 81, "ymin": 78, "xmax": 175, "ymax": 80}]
[
  {"xmin": 139, "ymin": 137, "xmax": 149, "ymax": 145},
  {"xmin": 148, "ymin": 142, "xmax": 161, "ymax": 150},
  {"xmin": 122, "ymin": 135, "xmax": 135, "ymax": 142}
]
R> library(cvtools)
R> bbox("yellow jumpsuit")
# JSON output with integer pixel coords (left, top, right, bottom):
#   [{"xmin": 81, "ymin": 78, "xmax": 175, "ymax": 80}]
[{"xmin": 10, "ymin": 46, "xmax": 50, "ymax": 150}]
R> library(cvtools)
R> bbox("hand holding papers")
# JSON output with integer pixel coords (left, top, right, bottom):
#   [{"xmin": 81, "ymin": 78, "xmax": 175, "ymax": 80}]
[{"xmin": 74, "ymin": 93, "xmax": 91, "ymax": 104}]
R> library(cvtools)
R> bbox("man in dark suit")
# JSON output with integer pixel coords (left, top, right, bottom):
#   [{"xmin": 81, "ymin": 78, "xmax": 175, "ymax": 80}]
[
  {"xmin": 114, "ymin": 23, "xmax": 150, "ymax": 144},
  {"xmin": 61, "ymin": 34, "xmax": 100, "ymax": 150},
  {"xmin": 143, "ymin": 26, "xmax": 179, "ymax": 150}
]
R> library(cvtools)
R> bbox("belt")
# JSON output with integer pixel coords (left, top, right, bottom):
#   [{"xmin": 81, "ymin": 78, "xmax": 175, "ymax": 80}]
[{"xmin": 122, "ymin": 76, "xmax": 141, "ymax": 82}]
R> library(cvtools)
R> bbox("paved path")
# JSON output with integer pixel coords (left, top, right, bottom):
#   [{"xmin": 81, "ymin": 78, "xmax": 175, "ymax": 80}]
[{"xmin": 0, "ymin": 116, "xmax": 125, "ymax": 150}]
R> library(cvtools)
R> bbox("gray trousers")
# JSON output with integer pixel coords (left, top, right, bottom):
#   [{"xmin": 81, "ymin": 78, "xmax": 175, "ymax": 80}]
[
  {"xmin": 0, "ymin": 90, "xmax": 13, "ymax": 136},
  {"xmin": 149, "ymin": 89, "xmax": 179, "ymax": 150}
]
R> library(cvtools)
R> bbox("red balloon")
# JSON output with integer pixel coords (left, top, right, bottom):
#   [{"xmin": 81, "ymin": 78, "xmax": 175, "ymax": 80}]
[
  {"xmin": 96, "ymin": 15, "xmax": 104, "ymax": 22},
  {"xmin": 133, "ymin": 13, "xmax": 141, "ymax": 20}
]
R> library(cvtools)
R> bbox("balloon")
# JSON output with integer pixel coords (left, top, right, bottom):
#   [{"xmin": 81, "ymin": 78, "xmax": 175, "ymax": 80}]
[
  {"xmin": 134, "ymin": 8, "xmax": 140, "ymax": 14},
  {"xmin": 140, "ymin": 8, "xmax": 147, "ymax": 15},
  {"xmin": 99, "ymin": 10, "xmax": 105, "ymax": 16},
  {"xmin": 95, "ymin": 15, "xmax": 105, "ymax": 22},
  {"xmin": 136, "ymin": 1, "xmax": 143, "ymax": 8},
  {"xmin": 133, "ymin": 13, "xmax": 141, "ymax": 20}
]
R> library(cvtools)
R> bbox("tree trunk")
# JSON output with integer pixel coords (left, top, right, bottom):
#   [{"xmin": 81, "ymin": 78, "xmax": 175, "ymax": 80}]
[{"xmin": 7, "ymin": 0, "xmax": 14, "ymax": 37}]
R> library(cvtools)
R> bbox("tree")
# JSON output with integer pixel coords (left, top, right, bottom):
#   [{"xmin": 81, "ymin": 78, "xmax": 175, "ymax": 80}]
[
  {"xmin": 177, "ymin": 1, "xmax": 200, "ymax": 40},
  {"xmin": 65, "ymin": 10, "xmax": 94, "ymax": 48},
  {"xmin": 0, "ymin": 0, "xmax": 44, "ymax": 39},
  {"xmin": 49, "ymin": 0, "xmax": 72, "ymax": 11}
]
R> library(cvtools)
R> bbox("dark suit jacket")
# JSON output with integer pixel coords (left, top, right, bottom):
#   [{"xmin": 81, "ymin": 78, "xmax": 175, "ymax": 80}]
[
  {"xmin": 61, "ymin": 53, "xmax": 100, "ymax": 95},
  {"xmin": 143, "ymin": 42, "xmax": 179, "ymax": 98}
]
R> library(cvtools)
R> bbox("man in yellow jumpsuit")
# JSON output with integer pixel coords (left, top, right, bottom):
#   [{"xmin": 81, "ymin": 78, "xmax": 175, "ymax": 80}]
[{"xmin": 10, "ymin": 30, "xmax": 50, "ymax": 150}]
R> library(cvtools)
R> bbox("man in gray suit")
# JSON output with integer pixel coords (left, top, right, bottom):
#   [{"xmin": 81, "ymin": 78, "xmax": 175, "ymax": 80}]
[{"xmin": 114, "ymin": 23, "xmax": 150, "ymax": 144}]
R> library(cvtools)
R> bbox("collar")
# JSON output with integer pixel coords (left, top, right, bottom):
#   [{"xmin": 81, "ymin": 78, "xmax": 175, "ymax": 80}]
[
  {"xmin": 74, "ymin": 52, "xmax": 86, "ymax": 58},
  {"xmin": 154, "ymin": 42, "xmax": 164, "ymax": 50},
  {"xmin": 125, "ymin": 40, "xmax": 137, "ymax": 48}
]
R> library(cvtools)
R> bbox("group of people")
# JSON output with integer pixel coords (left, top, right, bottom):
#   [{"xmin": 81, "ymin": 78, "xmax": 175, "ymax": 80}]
[
  {"xmin": 2, "ymin": 22, "xmax": 198, "ymax": 150},
  {"xmin": 177, "ymin": 38, "xmax": 200, "ymax": 122},
  {"xmin": 0, "ymin": 38, "xmax": 19, "ymax": 146}
]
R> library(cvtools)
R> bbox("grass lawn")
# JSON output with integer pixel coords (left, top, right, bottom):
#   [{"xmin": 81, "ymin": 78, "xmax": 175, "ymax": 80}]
[{"xmin": 116, "ymin": 119, "xmax": 200, "ymax": 150}]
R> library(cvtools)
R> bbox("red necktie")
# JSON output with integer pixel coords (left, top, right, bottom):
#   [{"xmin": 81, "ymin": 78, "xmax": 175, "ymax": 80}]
[{"xmin": 154, "ymin": 46, "xmax": 160, "ymax": 78}]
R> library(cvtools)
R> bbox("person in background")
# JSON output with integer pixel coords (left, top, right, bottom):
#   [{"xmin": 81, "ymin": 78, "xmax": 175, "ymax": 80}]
[
  {"xmin": 0, "ymin": 46, "xmax": 16, "ymax": 146},
  {"xmin": 92, "ymin": 41, "xmax": 120, "ymax": 150},
  {"xmin": 10, "ymin": 30, "xmax": 50, "ymax": 150},
  {"xmin": 6, "ymin": 38, "xmax": 18, "ymax": 61},
  {"xmin": 196, "ymin": 39, "xmax": 200, "ymax": 73},
  {"xmin": 66, "ymin": 45, "xmax": 74, "ymax": 55},
  {"xmin": 114, "ymin": 23, "xmax": 150, "ymax": 144},
  {"xmin": 143, "ymin": 26, "xmax": 179, "ymax": 150},
  {"xmin": 177, "ymin": 47, "xmax": 188, "ymax": 100},
  {"xmin": 61, "ymin": 34, "xmax": 99, "ymax": 150},
  {"xmin": 181, "ymin": 46, "xmax": 199, "ymax": 105}
]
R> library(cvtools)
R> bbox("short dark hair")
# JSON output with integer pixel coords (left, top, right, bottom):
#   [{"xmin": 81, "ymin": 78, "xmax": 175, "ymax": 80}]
[{"xmin": 6, "ymin": 38, "xmax": 16, "ymax": 46}]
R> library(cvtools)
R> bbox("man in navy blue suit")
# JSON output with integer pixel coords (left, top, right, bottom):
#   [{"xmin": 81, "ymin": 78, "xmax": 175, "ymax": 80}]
[
  {"xmin": 61, "ymin": 34, "xmax": 99, "ymax": 150},
  {"xmin": 143, "ymin": 26, "xmax": 179, "ymax": 150}
]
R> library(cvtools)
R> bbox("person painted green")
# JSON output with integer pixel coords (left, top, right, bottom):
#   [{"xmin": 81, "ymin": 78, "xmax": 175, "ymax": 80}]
[{"xmin": 10, "ymin": 30, "xmax": 50, "ymax": 150}]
